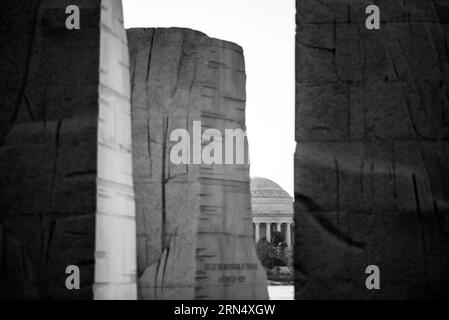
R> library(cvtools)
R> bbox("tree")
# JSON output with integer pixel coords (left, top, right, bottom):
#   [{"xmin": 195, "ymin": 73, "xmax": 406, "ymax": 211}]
[
  {"xmin": 255, "ymin": 237, "xmax": 275, "ymax": 269},
  {"xmin": 271, "ymin": 231, "xmax": 285, "ymax": 247},
  {"xmin": 271, "ymin": 231, "xmax": 288, "ymax": 266},
  {"xmin": 283, "ymin": 246, "xmax": 293, "ymax": 269}
]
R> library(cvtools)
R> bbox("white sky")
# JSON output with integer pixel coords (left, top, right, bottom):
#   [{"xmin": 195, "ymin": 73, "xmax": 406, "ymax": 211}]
[{"xmin": 122, "ymin": 0, "xmax": 295, "ymax": 195}]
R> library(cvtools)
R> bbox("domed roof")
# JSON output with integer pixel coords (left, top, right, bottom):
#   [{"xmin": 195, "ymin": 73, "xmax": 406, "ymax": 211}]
[
  {"xmin": 250, "ymin": 177, "xmax": 291, "ymax": 199},
  {"xmin": 250, "ymin": 177, "xmax": 293, "ymax": 218}
]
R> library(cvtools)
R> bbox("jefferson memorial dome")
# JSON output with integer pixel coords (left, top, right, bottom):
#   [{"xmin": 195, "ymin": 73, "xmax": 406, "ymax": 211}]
[{"xmin": 250, "ymin": 177, "xmax": 293, "ymax": 247}]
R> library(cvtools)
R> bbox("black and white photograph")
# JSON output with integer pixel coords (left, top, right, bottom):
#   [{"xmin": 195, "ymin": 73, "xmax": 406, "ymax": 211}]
[{"xmin": 0, "ymin": 0, "xmax": 448, "ymax": 315}]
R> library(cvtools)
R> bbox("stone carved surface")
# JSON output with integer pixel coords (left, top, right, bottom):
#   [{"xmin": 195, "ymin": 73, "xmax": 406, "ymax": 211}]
[
  {"xmin": 0, "ymin": 0, "xmax": 136, "ymax": 299},
  {"xmin": 94, "ymin": 0, "xmax": 136, "ymax": 300},
  {"xmin": 128, "ymin": 28, "xmax": 268, "ymax": 300},
  {"xmin": 295, "ymin": 0, "xmax": 449, "ymax": 299}
]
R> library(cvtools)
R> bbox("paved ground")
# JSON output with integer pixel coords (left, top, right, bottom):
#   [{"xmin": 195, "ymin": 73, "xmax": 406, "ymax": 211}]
[{"xmin": 268, "ymin": 285, "xmax": 294, "ymax": 300}]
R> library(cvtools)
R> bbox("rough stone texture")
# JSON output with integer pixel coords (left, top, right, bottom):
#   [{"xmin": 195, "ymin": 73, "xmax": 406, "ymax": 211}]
[
  {"xmin": 128, "ymin": 28, "xmax": 268, "ymax": 300},
  {"xmin": 0, "ymin": 0, "xmax": 136, "ymax": 299},
  {"xmin": 295, "ymin": 0, "xmax": 449, "ymax": 299}
]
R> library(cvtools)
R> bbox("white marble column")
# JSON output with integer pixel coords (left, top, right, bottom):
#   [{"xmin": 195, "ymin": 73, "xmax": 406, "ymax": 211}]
[
  {"xmin": 266, "ymin": 223, "xmax": 271, "ymax": 242},
  {"xmin": 286, "ymin": 223, "xmax": 292, "ymax": 248},
  {"xmin": 276, "ymin": 222, "xmax": 281, "ymax": 232},
  {"xmin": 255, "ymin": 223, "xmax": 260, "ymax": 243}
]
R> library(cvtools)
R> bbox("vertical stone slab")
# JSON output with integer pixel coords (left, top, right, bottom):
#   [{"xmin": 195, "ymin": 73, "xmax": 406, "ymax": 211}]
[
  {"xmin": 94, "ymin": 0, "xmax": 136, "ymax": 300},
  {"xmin": 128, "ymin": 28, "xmax": 203, "ymax": 300},
  {"xmin": 128, "ymin": 28, "xmax": 268, "ymax": 300},
  {"xmin": 295, "ymin": 0, "xmax": 449, "ymax": 299},
  {"xmin": 195, "ymin": 38, "xmax": 267, "ymax": 300},
  {"xmin": 0, "ymin": 0, "xmax": 136, "ymax": 299}
]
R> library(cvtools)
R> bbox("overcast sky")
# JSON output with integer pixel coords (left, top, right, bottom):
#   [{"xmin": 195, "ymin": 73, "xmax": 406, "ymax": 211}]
[{"xmin": 122, "ymin": 0, "xmax": 295, "ymax": 195}]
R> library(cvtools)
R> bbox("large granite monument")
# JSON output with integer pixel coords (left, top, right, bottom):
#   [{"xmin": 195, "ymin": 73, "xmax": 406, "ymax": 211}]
[
  {"xmin": 0, "ymin": 0, "xmax": 136, "ymax": 299},
  {"xmin": 128, "ymin": 28, "xmax": 268, "ymax": 300},
  {"xmin": 295, "ymin": 0, "xmax": 449, "ymax": 299}
]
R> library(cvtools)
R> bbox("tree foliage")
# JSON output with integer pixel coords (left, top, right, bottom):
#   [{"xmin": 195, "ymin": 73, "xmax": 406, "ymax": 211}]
[
  {"xmin": 255, "ymin": 237, "xmax": 275, "ymax": 269},
  {"xmin": 256, "ymin": 232, "xmax": 292, "ymax": 268}
]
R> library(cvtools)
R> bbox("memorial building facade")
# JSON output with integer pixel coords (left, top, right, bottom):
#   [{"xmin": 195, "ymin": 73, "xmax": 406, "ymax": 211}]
[{"xmin": 250, "ymin": 178, "xmax": 293, "ymax": 247}]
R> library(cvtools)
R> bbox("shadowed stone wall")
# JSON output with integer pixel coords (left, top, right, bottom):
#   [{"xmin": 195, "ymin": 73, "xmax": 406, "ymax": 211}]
[
  {"xmin": 128, "ymin": 28, "xmax": 268, "ymax": 300},
  {"xmin": 0, "ymin": 0, "xmax": 136, "ymax": 299},
  {"xmin": 295, "ymin": 0, "xmax": 449, "ymax": 299}
]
